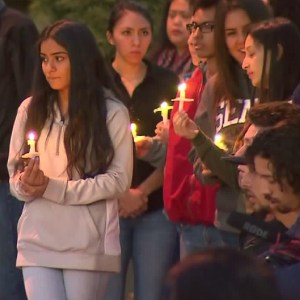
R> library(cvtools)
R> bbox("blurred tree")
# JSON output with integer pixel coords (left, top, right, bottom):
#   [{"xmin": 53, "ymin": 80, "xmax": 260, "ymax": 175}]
[
  {"xmin": 6, "ymin": 0, "xmax": 30, "ymax": 12},
  {"xmin": 29, "ymin": 0, "xmax": 165, "ymax": 56}
]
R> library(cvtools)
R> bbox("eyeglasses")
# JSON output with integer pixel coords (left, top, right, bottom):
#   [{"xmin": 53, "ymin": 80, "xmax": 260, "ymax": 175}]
[{"xmin": 186, "ymin": 21, "xmax": 214, "ymax": 34}]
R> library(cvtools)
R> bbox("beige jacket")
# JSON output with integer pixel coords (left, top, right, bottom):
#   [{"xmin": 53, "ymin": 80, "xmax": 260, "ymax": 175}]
[{"xmin": 8, "ymin": 96, "xmax": 133, "ymax": 272}]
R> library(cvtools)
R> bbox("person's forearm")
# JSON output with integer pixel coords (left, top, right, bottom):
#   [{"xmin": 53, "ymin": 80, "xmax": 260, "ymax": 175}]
[
  {"xmin": 141, "ymin": 139, "xmax": 167, "ymax": 168},
  {"xmin": 138, "ymin": 168, "xmax": 164, "ymax": 196},
  {"xmin": 191, "ymin": 130, "xmax": 240, "ymax": 190}
]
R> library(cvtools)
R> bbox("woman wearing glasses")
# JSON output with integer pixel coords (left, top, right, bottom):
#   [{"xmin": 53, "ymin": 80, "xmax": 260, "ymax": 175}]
[
  {"xmin": 149, "ymin": 0, "xmax": 195, "ymax": 80},
  {"xmin": 173, "ymin": 0, "xmax": 271, "ymax": 247}
]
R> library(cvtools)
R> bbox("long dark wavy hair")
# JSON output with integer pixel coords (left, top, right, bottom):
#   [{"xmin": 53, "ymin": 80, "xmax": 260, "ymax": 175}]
[
  {"xmin": 247, "ymin": 17, "xmax": 300, "ymax": 102},
  {"xmin": 25, "ymin": 20, "xmax": 117, "ymax": 178},
  {"xmin": 214, "ymin": 0, "xmax": 271, "ymax": 103}
]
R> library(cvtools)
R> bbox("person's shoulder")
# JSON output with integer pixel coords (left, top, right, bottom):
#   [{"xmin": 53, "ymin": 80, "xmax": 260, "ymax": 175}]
[
  {"xmin": 16, "ymin": 97, "xmax": 32, "ymax": 115},
  {"xmin": 187, "ymin": 67, "xmax": 203, "ymax": 84},
  {"xmin": 202, "ymin": 74, "xmax": 217, "ymax": 97},
  {"xmin": 104, "ymin": 89, "xmax": 128, "ymax": 116},
  {"xmin": 20, "ymin": 96, "xmax": 32, "ymax": 106}
]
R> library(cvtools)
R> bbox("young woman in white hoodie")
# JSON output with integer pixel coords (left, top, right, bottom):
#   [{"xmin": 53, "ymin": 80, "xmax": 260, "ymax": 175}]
[{"xmin": 7, "ymin": 19, "xmax": 133, "ymax": 300}]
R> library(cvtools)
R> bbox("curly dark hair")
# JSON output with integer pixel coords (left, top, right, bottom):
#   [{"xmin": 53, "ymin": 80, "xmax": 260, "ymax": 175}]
[
  {"xmin": 234, "ymin": 102, "xmax": 300, "ymax": 151},
  {"xmin": 248, "ymin": 101, "xmax": 300, "ymax": 128},
  {"xmin": 246, "ymin": 124, "xmax": 300, "ymax": 193}
]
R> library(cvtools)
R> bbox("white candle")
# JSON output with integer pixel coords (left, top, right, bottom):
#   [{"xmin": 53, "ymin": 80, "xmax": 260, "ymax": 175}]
[
  {"xmin": 28, "ymin": 132, "xmax": 36, "ymax": 154},
  {"xmin": 171, "ymin": 83, "xmax": 193, "ymax": 112},
  {"xmin": 131, "ymin": 123, "xmax": 137, "ymax": 139},
  {"xmin": 130, "ymin": 123, "xmax": 145, "ymax": 143},
  {"xmin": 178, "ymin": 82, "xmax": 187, "ymax": 111},
  {"xmin": 21, "ymin": 131, "xmax": 39, "ymax": 159},
  {"xmin": 153, "ymin": 101, "xmax": 173, "ymax": 124}
]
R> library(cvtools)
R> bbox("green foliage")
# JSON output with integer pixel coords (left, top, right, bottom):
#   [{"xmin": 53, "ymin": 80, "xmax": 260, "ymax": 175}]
[{"xmin": 29, "ymin": 0, "xmax": 165, "ymax": 56}]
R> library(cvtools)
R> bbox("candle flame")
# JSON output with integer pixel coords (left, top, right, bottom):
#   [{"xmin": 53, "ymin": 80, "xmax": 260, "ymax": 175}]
[
  {"xmin": 153, "ymin": 102, "xmax": 173, "ymax": 113},
  {"xmin": 161, "ymin": 101, "xmax": 168, "ymax": 109},
  {"xmin": 214, "ymin": 134, "xmax": 222, "ymax": 144},
  {"xmin": 214, "ymin": 134, "xmax": 228, "ymax": 151},
  {"xmin": 178, "ymin": 82, "xmax": 186, "ymax": 92},
  {"xmin": 131, "ymin": 123, "xmax": 137, "ymax": 138},
  {"xmin": 28, "ymin": 132, "xmax": 36, "ymax": 141},
  {"xmin": 131, "ymin": 123, "xmax": 137, "ymax": 132}
]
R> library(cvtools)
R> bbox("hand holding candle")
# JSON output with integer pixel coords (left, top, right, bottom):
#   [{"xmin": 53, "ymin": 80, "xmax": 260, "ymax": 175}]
[
  {"xmin": 172, "ymin": 82, "xmax": 194, "ymax": 111},
  {"xmin": 22, "ymin": 131, "xmax": 39, "ymax": 159},
  {"xmin": 153, "ymin": 101, "xmax": 173, "ymax": 124}
]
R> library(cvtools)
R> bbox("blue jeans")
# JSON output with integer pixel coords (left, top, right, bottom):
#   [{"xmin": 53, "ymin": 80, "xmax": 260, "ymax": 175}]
[
  {"xmin": 178, "ymin": 223, "xmax": 239, "ymax": 256},
  {"xmin": 0, "ymin": 182, "xmax": 26, "ymax": 300},
  {"xmin": 104, "ymin": 209, "xmax": 178, "ymax": 300}
]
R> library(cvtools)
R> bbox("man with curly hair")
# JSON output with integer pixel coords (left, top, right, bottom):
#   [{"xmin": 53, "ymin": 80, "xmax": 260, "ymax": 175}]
[{"xmin": 245, "ymin": 121, "xmax": 300, "ymax": 299}]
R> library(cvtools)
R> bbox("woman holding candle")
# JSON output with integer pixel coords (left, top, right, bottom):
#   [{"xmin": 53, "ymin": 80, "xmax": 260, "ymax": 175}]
[
  {"xmin": 104, "ymin": 2, "xmax": 179, "ymax": 300},
  {"xmin": 7, "ymin": 20, "xmax": 133, "ymax": 299}
]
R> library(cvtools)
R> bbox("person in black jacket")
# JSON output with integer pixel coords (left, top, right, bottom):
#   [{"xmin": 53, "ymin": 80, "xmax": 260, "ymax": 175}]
[{"xmin": 0, "ymin": 1, "xmax": 38, "ymax": 298}]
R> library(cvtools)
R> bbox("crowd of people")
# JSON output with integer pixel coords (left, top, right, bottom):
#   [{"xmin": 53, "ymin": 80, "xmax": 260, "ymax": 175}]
[{"xmin": 1, "ymin": 0, "xmax": 300, "ymax": 299}]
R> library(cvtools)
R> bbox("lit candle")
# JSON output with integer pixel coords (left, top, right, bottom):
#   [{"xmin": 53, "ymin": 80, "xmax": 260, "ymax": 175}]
[
  {"xmin": 130, "ymin": 123, "xmax": 145, "ymax": 143},
  {"xmin": 153, "ymin": 101, "xmax": 173, "ymax": 124},
  {"xmin": 28, "ymin": 132, "xmax": 36, "ymax": 154},
  {"xmin": 172, "ymin": 82, "xmax": 194, "ymax": 111},
  {"xmin": 214, "ymin": 133, "xmax": 228, "ymax": 151},
  {"xmin": 131, "ymin": 123, "xmax": 137, "ymax": 139},
  {"xmin": 178, "ymin": 82, "xmax": 186, "ymax": 99},
  {"xmin": 22, "ymin": 131, "xmax": 39, "ymax": 158}
]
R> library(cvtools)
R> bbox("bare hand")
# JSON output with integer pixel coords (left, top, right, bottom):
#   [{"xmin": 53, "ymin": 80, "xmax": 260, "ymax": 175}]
[
  {"xmin": 20, "ymin": 157, "xmax": 49, "ymax": 198},
  {"xmin": 154, "ymin": 120, "xmax": 169, "ymax": 144},
  {"xmin": 173, "ymin": 111, "xmax": 199, "ymax": 140},
  {"xmin": 118, "ymin": 188, "xmax": 148, "ymax": 218}
]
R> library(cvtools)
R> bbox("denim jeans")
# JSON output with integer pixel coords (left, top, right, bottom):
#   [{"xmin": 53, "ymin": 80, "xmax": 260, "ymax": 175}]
[
  {"xmin": 104, "ymin": 209, "xmax": 178, "ymax": 300},
  {"xmin": 178, "ymin": 223, "xmax": 239, "ymax": 256},
  {"xmin": 0, "ymin": 182, "xmax": 26, "ymax": 300},
  {"xmin": 23, "ymin": 267, "xmax": 112, "ymax": 300}
]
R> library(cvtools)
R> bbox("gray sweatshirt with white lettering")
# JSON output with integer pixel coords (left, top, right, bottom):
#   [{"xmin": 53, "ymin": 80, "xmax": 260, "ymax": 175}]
[{"xmin": 191, "ymin": 72, "xmax": 252, "ymax": 234}]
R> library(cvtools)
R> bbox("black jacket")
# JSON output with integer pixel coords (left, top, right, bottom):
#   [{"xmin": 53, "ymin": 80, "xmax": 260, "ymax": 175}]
[{"xmin": 110, "ymin": 60, "xmax": 179, "ymax": 212}]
